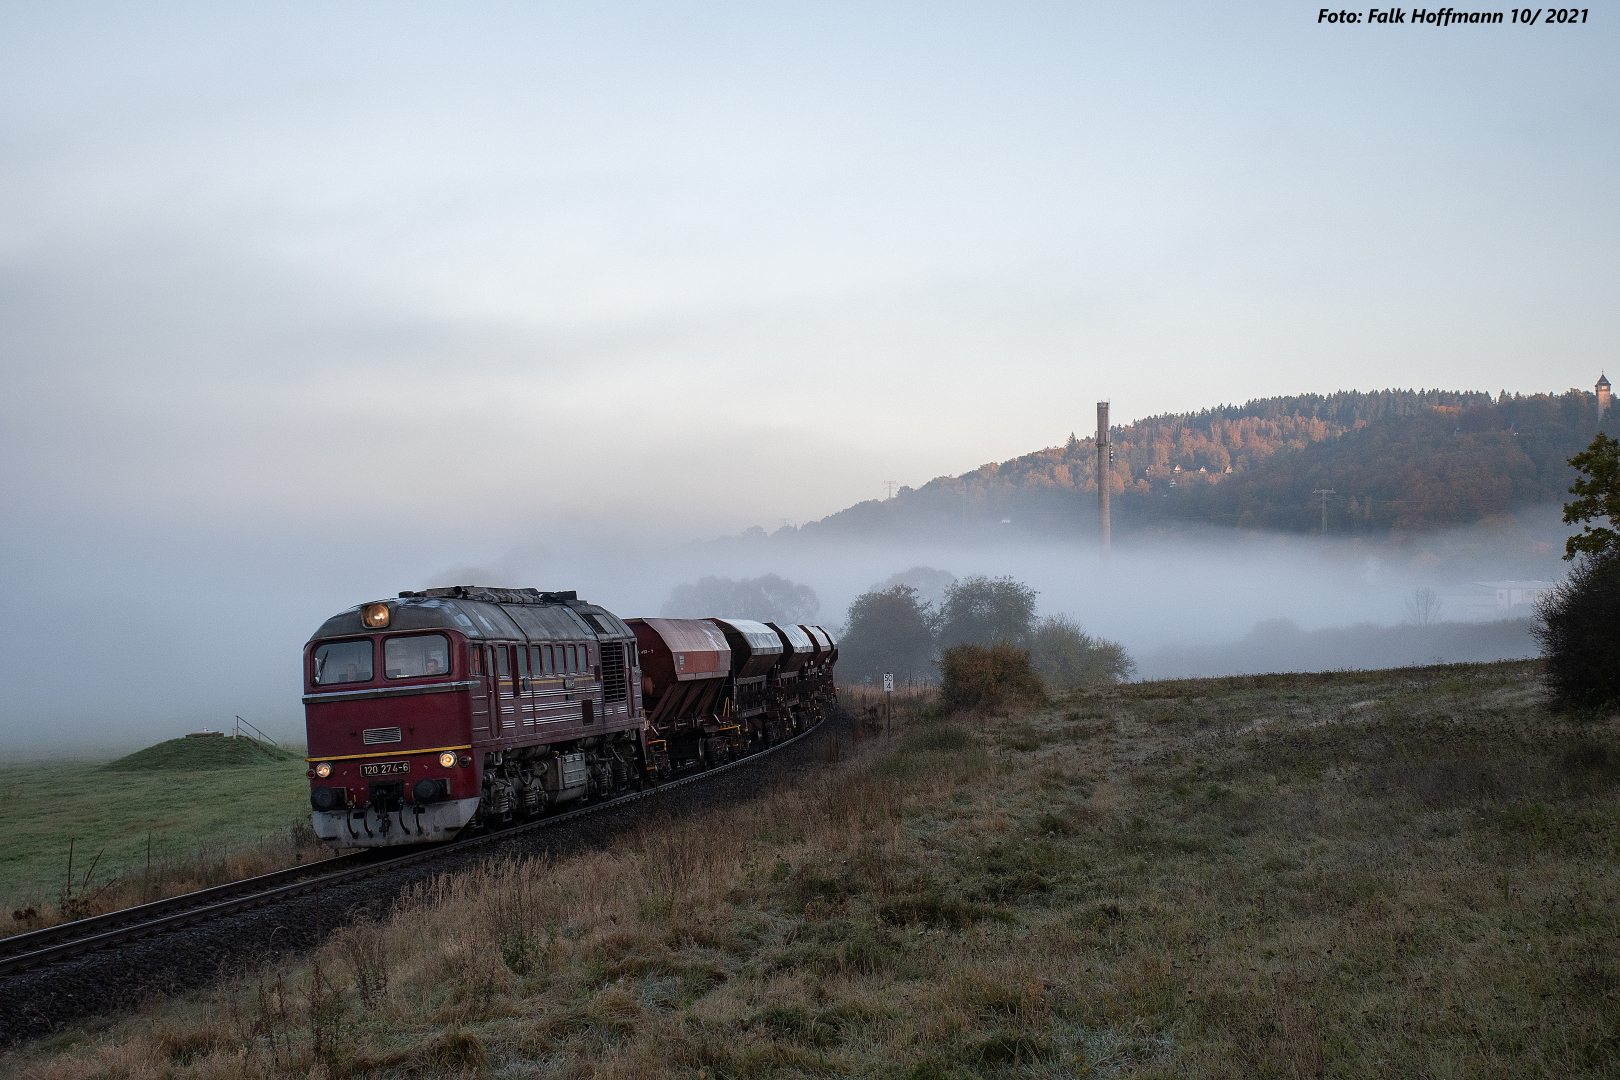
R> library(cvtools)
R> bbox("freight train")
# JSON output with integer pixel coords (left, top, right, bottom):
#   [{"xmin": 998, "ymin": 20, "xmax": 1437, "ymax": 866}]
[{"xmin": 302, "ymin": 586, "xmax": 838, "ymax": 848}]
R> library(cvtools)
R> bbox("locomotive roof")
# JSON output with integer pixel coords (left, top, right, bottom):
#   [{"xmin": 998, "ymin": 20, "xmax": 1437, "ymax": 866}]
[{"xmin": 308, "ymin": 586, "xmax": 635, "ymax": 644}]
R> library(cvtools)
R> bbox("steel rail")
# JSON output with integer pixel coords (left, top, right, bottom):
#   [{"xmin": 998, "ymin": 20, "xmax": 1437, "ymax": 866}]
[
  {"xmin": 0, "ymin": 849, "xmax": 381, "ymax": 963},
  {"xmin": 0, "ymin": 718, "xmax": 829, "ymax": 978}
]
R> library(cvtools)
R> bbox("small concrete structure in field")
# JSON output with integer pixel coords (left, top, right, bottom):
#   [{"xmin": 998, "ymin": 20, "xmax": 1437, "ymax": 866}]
[{"xmin": 1473, "ymin": 580, "xmax": 1557, "ymax": 612}]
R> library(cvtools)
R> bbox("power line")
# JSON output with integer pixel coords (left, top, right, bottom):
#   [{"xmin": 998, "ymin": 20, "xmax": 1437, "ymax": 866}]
[{"xmin": 1312, "ymin": 488, "xmax": 1336, "ymax": 537}]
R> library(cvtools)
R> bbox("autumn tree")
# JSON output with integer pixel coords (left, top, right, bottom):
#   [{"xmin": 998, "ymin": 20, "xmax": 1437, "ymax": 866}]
[
  {"xmin": 1562, "ymin": 432, "xmax": 1620, "ymax": 559},
  {"xmin": 1533, "ymin": 433, "xmax": 1620, "ymax": 710}
]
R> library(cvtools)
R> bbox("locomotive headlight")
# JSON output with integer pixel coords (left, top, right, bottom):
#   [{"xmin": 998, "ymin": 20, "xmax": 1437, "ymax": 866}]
[
  {"xmin": 439, "ymin": 752, "xmax": 456, "ymax": 768},
  {"xmin": 360, "ymin": 603, "xmax": 390, "ymax": 628},
  {"xmin": 314, "ymin": 761, "xmax": 332, "ymax": 778}
]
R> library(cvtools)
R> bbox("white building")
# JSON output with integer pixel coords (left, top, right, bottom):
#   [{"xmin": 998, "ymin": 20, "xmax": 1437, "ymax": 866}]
[{"xmin": 1473, "ymin": 580, "xmax": 1557, "ymax": 612}]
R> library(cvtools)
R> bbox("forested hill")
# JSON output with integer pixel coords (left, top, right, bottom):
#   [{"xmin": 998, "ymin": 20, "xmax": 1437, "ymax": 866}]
[{"xmin": 776, "ymin": 387, "xmax": 1609, "ymax": 540}]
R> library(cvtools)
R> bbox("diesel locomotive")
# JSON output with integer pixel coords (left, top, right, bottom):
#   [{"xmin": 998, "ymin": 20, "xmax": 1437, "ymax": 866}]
[{"xmin": 302, "ymin": 586, "xmax": 837, "ymax": 848}]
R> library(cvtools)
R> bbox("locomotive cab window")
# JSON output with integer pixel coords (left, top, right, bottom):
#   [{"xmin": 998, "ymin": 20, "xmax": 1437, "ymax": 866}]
[
  {"xmin": 313, "ymin": 639, "xmax": 372, "ymax": 685},
  {"xmin": 383, "ymin": 633, "xmax": 450, "ymax": 679}
]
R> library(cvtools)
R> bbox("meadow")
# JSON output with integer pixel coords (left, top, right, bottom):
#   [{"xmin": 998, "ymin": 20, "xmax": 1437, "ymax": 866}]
[
  {"xmin": 8, "ymin": 659, "xmax": 1619, "ymax": 1078},
  {"xmin": 1, "ymin": 737, "xmax": 325, "ymax": 929}
]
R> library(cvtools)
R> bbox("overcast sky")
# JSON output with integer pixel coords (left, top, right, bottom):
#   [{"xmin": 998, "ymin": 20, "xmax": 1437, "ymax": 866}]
[{"xmin": 1, "ymin": 3, "xmax": 1614, "ymax": 748}]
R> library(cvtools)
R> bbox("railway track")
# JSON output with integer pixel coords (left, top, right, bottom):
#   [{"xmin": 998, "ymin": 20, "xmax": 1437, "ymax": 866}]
[{"xmin": 0, "ymin": 717, "xmax": 833, "ymax": 984}]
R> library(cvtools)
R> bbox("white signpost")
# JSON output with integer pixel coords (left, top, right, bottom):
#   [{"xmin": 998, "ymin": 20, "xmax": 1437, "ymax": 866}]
[{"xmin": 883, "ymin": 672, "xmax": 894, "ymax": 736}]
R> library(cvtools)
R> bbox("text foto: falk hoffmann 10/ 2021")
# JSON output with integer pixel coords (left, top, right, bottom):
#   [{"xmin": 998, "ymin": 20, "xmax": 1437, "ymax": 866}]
[{"xmin": 1318, "ymin": 8, "xmax": 1589, "ymax": 24}]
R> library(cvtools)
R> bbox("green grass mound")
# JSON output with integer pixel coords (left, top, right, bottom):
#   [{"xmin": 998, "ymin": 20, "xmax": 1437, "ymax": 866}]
[{"xmin": 100, "ymin": 736, "xmax": 301, "ymax": 772}]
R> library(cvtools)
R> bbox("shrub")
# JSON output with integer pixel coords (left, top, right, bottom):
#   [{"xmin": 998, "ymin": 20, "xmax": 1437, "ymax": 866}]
[
  {"xmin": 1027, "ymin": 614, "xmax": 1135, "ymax": 689},
  {"xmin": 1534, "ymin": 552, "xmax": 1620, "ymax": 711},
  {"xmin": 941, "ymin": 642, "xmax": 1044, "ymax": 712}
]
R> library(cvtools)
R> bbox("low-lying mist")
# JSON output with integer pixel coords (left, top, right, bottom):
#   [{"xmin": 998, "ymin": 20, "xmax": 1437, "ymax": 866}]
[
  {"xmin": 1136, "ymin": 618, "xmax": 1537, "ymax": 681},
  {"xmin": 636, "ymin": 509, "xmax": 1558, "ymax": 681},
  {"xmin": 0, "ymin": 506, "xmax": 1565, "ymax": 756}
]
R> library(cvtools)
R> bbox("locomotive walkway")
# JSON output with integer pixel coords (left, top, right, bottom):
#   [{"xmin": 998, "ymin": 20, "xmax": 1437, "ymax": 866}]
[{"xmin": 0, "ymin": 710, "xmax": 851, "ymax": 1043}]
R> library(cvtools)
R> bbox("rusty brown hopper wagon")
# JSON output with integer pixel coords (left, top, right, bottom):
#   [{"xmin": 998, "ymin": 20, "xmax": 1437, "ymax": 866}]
[{"xmin": 628, "ymin": 618, "xmax": 736, "ymax": 770}]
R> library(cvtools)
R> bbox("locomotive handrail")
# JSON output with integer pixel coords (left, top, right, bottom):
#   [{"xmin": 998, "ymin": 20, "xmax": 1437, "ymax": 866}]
[
  {"xmin": 301, "ymin": 679, "xmax": 478, "ymax": 704},
  {"xmin": 0, "ymin": 710, "xmax": 834, "ymax": 979},
  {"xmin": 306, "ymin": 743, "xmax": 472, "ymax": 763}
]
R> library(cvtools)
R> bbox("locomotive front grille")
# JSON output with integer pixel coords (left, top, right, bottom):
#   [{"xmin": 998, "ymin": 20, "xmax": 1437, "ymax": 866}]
[{"xmin": 362, "ymin": 726, "xmax": 403, "ymax": 745}]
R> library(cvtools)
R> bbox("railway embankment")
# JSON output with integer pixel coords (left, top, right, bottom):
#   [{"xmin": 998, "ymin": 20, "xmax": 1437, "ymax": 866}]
[{"xmin": 8, "ymin": 660, "xmax": 1620, "ymax": 1078}]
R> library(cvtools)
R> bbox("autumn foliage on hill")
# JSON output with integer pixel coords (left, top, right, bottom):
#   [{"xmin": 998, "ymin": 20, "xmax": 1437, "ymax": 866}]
[{"xmin": 791, "ymin": 388, "xmax": 1608, "ymax": 538}]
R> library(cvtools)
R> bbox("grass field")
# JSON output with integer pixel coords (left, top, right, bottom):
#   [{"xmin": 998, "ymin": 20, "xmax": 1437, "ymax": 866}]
[
  {"xmin": 1, "ymin": 737, "xmax": 324, "ymax": 926},
  {"xmin": 8, "ymin": 659, "xmax": 1620, "ymax": 1078}
]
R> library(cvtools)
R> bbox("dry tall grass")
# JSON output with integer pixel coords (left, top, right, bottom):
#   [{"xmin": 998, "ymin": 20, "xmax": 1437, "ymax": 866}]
[
  {"xmin": 9, "ymin": 659, "xmax": 1619, "ymax": 1079},
  {"xmin": 6, "ymin": 821, "xmax": 332, "ymax": 938}
]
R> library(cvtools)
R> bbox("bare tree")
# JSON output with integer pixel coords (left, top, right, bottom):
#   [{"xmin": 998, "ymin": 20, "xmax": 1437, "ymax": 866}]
[{"xmin": 1404, "ymin": 587, "xmax": 1443, "ymax": 627}]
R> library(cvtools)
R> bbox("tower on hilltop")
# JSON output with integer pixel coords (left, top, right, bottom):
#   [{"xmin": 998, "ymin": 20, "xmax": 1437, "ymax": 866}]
[
  {"xmin": 1096, "ymin": 401, "xmax": 1111, "ymax": 557},
  {"xmin": 1599, "ymin": 373, "xmax": 1612, "ymax": 422}
]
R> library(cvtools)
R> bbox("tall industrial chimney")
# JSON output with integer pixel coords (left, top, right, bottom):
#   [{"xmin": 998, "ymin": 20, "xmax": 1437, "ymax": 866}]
[{"xmin": 1097, "ymin": 401, "xmax": 1111, "ymax": 557}]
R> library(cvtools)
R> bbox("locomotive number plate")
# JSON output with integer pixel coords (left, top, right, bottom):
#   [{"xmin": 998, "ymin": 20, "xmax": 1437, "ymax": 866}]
[{"xmin": 360, "ymin": 760, "xmax": 410, "ymax": 777}]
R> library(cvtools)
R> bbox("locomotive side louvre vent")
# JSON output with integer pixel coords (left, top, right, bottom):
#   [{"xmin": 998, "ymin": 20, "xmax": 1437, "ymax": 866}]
[
  {"xmin": 601, "ymin": 642, "xmax": 627, "ymax": 704},
  {"xmin": 362, "ymin": 726, "xmax": 403, "ymax": 745}
]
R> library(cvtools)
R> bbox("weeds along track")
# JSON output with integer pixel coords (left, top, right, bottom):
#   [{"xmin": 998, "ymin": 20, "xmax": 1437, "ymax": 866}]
[{"xmin": 0, "ymin": 711, "xmax": 853, "ymax": 1044}]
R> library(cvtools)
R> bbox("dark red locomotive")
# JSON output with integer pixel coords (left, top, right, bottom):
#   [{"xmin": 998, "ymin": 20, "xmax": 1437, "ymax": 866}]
[{"xmin": 303, "ymin": 586, "xmax": 837, "ymax": 849}]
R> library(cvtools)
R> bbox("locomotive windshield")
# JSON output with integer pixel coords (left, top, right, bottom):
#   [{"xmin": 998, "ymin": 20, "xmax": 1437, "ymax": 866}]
[
  {"xmin": 384, "ymin": 633, "xmax": 450, "ymax": 679},
  {"xmin": 313, "ymin": 639, "xmax": 372, "ymax": 685}
]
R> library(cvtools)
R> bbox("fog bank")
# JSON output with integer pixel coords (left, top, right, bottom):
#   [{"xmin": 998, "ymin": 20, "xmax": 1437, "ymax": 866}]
[
  {"xmin": 0, "ymin": 505, "xmax": 1566, "ymax": 758},
  {"xmin": 1137, "ymin": 618, "xmax": 1538, "ymax": 681}
]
